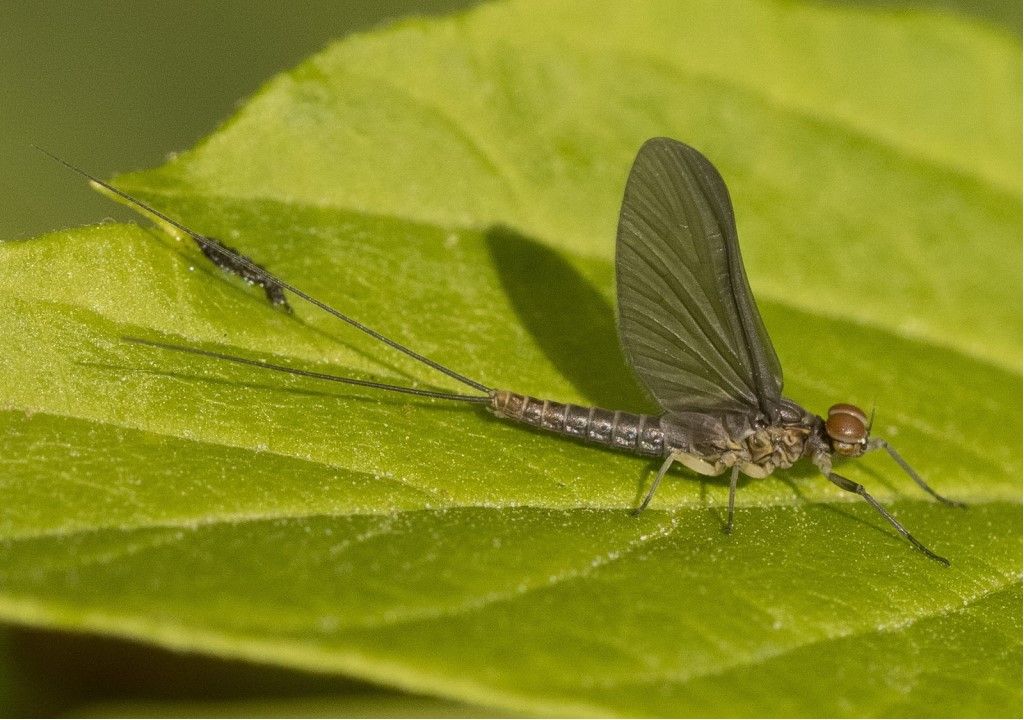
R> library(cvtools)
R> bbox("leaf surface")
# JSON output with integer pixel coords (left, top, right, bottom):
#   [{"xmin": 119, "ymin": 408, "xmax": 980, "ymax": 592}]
[{"xmin": 1, "ymin": 0, "xmax": 1020, "ymax": 716}]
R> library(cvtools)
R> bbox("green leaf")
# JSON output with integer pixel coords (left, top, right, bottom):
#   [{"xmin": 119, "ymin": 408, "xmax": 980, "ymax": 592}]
[{"xmin": 1, "ymin": 0, "xmax": 1019, "ymax": 716}]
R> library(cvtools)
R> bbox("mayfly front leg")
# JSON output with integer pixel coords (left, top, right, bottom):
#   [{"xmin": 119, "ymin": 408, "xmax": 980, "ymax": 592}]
[{"xmin": 812, "ymin": 452, "xmax": 950, "ymax": 565}]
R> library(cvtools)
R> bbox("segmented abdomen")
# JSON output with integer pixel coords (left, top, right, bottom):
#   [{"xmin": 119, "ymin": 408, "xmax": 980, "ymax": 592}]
[{"xmin": 489, "ymin": 390, "xmax": 664, "ymax": 457}]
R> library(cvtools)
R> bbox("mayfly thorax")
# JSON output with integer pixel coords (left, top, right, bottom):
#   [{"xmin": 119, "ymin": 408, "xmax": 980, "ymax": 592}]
[{"xmin": 43, "ymin": 138, "xmax": 963, "ymax": 565}]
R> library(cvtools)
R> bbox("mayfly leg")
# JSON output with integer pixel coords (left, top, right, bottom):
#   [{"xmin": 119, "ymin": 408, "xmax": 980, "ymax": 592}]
[
  {"xmin": 824, "ymin": 471, "xmax": 950, "ymax": 566},
  {"xmin": 867, "ymin": 438, "xmax": 966, "ymax": 507},
  {"xmin": 633, "ymin": 453, "xmax": 741, "ymax": 533},
  {"xmin": 632, "ymin": 454, "xmax": 677, "ymax": 516},
  {"xmin": 725, "ymin": 465, "xmax": 740, "ymax": 533}
]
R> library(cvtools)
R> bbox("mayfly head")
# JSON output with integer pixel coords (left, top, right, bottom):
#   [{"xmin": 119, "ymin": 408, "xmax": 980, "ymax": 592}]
[{"xmin": 825, "ymin": 403, "xmax": 870, "ymax": 457}]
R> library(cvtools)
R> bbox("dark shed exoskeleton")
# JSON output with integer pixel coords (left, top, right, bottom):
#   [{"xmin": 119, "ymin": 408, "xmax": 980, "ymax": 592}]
[{"xmin": 46, "ymin": 138, "xmax": 962, "ymax": 565}]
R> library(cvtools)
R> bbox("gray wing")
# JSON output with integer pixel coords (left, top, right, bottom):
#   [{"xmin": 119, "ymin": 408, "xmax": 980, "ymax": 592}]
[{"xmin": 615, "ymin": 138, "xmax": 783, "ymax": 416}]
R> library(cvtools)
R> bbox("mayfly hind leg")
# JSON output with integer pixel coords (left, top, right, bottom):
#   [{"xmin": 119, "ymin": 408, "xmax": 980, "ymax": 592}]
[{"xmin": 632, "ymin": 451, "xmax": 724, "ymax": 516}]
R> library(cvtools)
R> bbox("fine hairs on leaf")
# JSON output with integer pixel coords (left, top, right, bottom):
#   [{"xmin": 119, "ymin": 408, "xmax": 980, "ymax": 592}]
[{"xmin": 0, "ymin": 1, "xmax": 1019, "ymax": 717}]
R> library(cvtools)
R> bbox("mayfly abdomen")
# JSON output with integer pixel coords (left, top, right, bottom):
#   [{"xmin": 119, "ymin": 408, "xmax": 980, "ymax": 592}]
[{"xmin": 489, "ymin": 390, "xmax": 664, "ymax": 457}]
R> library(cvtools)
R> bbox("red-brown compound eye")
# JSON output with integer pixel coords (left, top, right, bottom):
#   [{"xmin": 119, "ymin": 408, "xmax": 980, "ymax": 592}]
[{"xmin": 826, "ymin": 403, "xmax": 868, "ymax": 443}]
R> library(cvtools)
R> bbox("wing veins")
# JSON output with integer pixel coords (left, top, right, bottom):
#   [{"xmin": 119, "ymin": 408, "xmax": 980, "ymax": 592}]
[{"xmin": 615, "ymin": 138, "xmax": 781, "ymax": 414}]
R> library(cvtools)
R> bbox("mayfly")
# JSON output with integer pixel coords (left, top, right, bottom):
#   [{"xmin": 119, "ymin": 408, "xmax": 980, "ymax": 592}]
[{"xmin": 43, "ymin": 138, "xmax": 961, "ymax": 564}]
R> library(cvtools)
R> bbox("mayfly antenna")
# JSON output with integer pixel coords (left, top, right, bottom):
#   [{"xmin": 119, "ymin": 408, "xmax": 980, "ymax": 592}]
[
  {"xmin": 36, "ymin": 146, "xmax": 492, "ymax": 395},
  {"xmin": 123, "ymin": 336, "xmax": 490, "ymax": 403}
]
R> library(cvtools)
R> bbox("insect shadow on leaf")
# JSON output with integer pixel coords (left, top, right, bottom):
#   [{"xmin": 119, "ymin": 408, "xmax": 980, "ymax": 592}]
[{"xmin": 485, "ymin": 224, "xmax": 653, "ymax": 413}]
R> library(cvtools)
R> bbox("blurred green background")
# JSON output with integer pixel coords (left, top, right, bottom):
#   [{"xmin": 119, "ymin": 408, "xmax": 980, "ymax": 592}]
[
  {"xmin": 1, "ymin": 0, "xmax": 1019, "ymax": 716},
  {"xmin": 1, "ymin": 0, "xmax": 1019, "ymax": 242},
  {"xmin": 3, "ymin": 1, "xmax": 483, "ymax": 242}
]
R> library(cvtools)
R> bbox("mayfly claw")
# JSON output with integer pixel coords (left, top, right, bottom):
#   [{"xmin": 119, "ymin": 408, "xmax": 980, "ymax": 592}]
[{"xmin": 44, "ymin": 138, "xmax": 962, "ymax": 565}]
